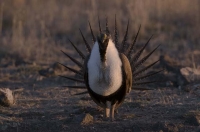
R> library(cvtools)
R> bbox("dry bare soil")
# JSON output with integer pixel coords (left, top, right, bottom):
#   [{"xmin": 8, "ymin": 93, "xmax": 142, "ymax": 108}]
[{"xmin": 0, "ymin": 58, "xmax": 200, "ymax": 132}]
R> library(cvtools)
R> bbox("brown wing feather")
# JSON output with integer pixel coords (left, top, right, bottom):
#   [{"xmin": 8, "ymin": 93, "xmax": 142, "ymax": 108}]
[{"xmin": 120, "ymin": 53, "xmax": 132, "ymax": 93}]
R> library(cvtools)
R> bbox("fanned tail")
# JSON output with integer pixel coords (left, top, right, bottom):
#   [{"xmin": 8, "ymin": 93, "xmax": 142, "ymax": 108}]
[{"xmin": 60, "ymin": 18, "xmax": 163, "ymax": 94}]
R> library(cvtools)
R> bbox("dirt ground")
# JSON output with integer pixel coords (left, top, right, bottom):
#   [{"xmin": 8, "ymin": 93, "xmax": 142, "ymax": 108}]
[{"xmin": 0, "ymin": 61, "xmax": 200, "ymax": 132}]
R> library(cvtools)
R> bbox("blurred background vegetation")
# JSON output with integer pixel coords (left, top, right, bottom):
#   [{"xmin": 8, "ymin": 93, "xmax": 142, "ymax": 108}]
[{"xmin": 0, "ymin": 0, "xmax": 199, "ymax": 65}]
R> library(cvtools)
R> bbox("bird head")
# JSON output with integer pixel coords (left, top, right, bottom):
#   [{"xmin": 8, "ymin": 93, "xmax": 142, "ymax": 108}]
[{"xmin": 97, "ymin": 33, "xmax": 111, "ymax": 63}]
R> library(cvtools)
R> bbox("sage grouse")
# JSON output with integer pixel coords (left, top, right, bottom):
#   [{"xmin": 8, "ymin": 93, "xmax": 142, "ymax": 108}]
[{"xmin": 59, "ymin": 17, "xmax": 162, "ymax": 121}]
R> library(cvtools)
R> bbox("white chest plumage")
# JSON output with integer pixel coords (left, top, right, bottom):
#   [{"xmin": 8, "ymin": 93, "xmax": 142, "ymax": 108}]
[{"xmin": 87, "ymin": 40, "xmax": 123, "ymax": 96}]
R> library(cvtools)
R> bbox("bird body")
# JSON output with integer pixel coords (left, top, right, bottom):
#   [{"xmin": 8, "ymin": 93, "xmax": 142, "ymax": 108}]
[{"xmin": 84, "ymin": 33, "xmax": 132, "ymax": 120}]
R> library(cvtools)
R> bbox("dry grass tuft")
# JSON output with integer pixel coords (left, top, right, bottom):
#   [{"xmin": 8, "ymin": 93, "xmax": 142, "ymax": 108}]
[{"xmin": 0, "ymin": 0, "xmax": 199, "ymax": 64}]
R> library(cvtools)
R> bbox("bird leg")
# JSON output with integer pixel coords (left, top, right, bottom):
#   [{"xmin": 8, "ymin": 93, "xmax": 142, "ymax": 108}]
[
  {"xmin": 104, "ymin": 101, "xmax": 111, "ymax": 118},
  {"xmin": 111, "ymin": 101, "xmax": 117, "ymax": 121}
]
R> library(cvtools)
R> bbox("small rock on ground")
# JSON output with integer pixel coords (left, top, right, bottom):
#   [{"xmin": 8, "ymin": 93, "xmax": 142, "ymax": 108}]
[
  {"xmin": 81, "ymin": 113, "xmax": 93, "ymax": 125},
  {"xmin": 0, "ymin": 88, "xmax": 14, "ymax": 107}
]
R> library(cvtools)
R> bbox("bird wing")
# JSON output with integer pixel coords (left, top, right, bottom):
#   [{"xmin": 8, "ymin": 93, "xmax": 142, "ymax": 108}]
[{"xmin": 120, "ymin": 53, "xmax": 132, "ymax": 93}]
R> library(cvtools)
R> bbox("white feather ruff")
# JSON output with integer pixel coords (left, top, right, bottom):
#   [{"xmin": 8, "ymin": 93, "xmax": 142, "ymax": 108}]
[{"xmin": 87, "ymin": 39, "xmax": 122, "ymax": 96}]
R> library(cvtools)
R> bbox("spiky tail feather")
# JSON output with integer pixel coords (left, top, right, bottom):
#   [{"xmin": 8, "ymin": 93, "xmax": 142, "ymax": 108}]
[
  {"xmin": 63, "ymin": 86, "xmax": 86, "ymax": 89},
  {"xmin": 132, "ymin": 45, "xmax": 160, "ymax": 72},
  {"xmin": 57, "ymin": 62, "xmax": 83, "ymax": 76},
  {"xmin": 121, "ymin": 19, "xmax": 129, "ymax": 52},
  {"xmin": 79, "ymin": 29, "xmax": 91, "ymax": 52},
  {"xmin": 61, "ymin": 50, "xmax": 83, "ymax": 68},
  {"xmin": 88, "ymin": 21, "xmax": 96, "ymax": 43},
  {"xmin": 130, "ymin": 35, "xmax": 153, "ymax": 66},
  {"xmin": 59, "ymin": 75, "xmax": 84, "ymax": 83},
  {"xmin": 126, "ymin": 25, "xmax": 141, "ymax": 58},
  {"xmin": 114, "ymin": 15, "xmax": 119, "ymax": 50},
  {"xmin": 67, "ymin": 38, "xmax": 85, "ymax": 59},
  {"xmin": 59, "ymin": 17, "xmax": 163, "ymax": 94}
]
